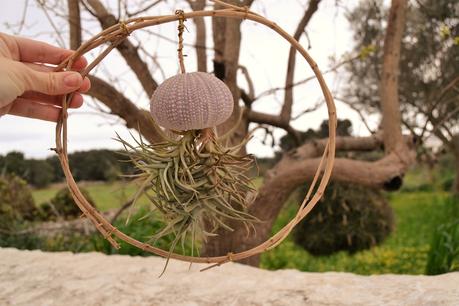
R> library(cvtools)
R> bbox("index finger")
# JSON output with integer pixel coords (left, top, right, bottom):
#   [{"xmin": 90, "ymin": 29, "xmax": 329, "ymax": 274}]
[{"xmin": 12, "ymin": 35, "xmax": 87, "ymax": 69}]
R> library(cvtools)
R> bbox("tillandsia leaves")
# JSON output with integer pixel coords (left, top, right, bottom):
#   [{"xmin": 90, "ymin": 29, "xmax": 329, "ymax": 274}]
[{"xmin": 115, "ymin": 129, "xmax": 259, "ymax": 259}]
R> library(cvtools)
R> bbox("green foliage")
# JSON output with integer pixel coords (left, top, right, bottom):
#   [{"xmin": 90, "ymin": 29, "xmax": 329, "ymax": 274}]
[
  {"xmin": 0, "ymin": 149, "xmax": 138, "ymax": 188},
  {"xmin": 68, "ymin": 149, "xmax": 135, "ymax": 182},
  {"xmin": 426, "ymin": 196, "xmax": 459, "ymax": 275},
  {"xmin": 293, "ymin": 182, "xmax": 394, "ymax": 255},
  {"xmin": 90, "ymin": 207, "xmax": 188, "ymax": 256},
  {"xmin": 27, "ymin": 160, "xmax": 54, "ymax": 188},
  {"xmin": 40, "ymin": 187, "xmax": 96, "ymax": 221},
  {"xmin": 0, "ymin": 152, "xmax": 54, "ymax": 188},
  {"xmin": 116, "ymin": 130, "xmax": 257, "ymax": 258},
  {"xmin": 1, "ymin": 206, "xmax": 191, "ymax": 258},
  {"xmin": 343, "ymin": 0, "xmax": 459, "ymax": 193},
  {"xmin": 1, "ymin": 180, "xmax": 453, "ymax": 275},
  {"xmin": 0, "ymin": 174, "xmax": 38, "ymax": 225},
  {"xmin": 262, "ymin": 191, "xmax": 450, "ymax": 274},
  {"xmin": 442, "ymin": 177, "xmax": 455, "ymax": 192},
  {"xmin": 344, "ymin": 0, "xmax": 459, "ymax": 118},
  {"xmin": 0, "ymin": 220, "xmax": 44, "ymax": 250},
  {"xmin": 32, "ymin": 181, "xmax": 151, "ymax": 212},
  {"xmin": 437, "ymin": 153, "xmax": 456, "ymax": 192},
  {"xmin": 0, "ymin": 152, "xmax": 28, "ymax": 177}
]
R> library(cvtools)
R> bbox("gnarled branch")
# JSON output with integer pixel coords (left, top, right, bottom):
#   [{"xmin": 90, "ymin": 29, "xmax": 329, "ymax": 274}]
[
  {"xmin": 281, "ymin": 0, "xmax": 321, "ymax": 123},
  {"xmin": 187, "ymin": 0, "xmax": 207, "ymax": 72},
  {"xmin": 84, "ymin": 0, "xmax": 158, "ymax": 96},
  {"xmin": 67, "ymin": 0, "xmax": 82, "ymax": 50},
  {"xmin": 86, "ymin": 75, "xmax": 162, "ymax": 144}
]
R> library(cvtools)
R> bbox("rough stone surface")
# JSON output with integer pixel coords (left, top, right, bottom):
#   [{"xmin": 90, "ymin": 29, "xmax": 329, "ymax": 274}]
[{"xmin": 0, "ymin": 248, "xmax": 458, "ymax": 306}]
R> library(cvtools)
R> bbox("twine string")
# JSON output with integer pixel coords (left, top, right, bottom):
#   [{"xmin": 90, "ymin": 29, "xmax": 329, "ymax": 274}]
[{"xmin": 175, "ymin": 10, "xmax": 187, "ymax": 74}]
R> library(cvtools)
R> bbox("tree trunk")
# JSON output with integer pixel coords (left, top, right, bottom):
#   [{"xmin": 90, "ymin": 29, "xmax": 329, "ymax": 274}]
[
  {"xmin": 380, "ymin": 0, "xmax": 407, "ymax": 153},
  {"xmin": 67, "ymin": 0, "xmax": 81, "ymax": 50},
  {"xmin": 202, "ymin": 0, "xmax": 411, "ymax": 267}
]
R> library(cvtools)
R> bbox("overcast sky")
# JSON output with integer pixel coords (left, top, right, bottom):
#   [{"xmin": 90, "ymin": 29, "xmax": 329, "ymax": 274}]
[{"xmin": 0, "ymin": 0, "xmax": 377, "ymax": 158}]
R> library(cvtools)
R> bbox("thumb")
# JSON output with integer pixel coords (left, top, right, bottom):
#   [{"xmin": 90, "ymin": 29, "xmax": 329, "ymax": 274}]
[{"xmin": 21, "ymin": 65, "xmax": 83, "ymax": 96}]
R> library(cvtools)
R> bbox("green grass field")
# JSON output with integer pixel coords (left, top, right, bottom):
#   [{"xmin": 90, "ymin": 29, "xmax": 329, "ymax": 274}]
[
  {"xmin": 261, "ymin": 191, "xmax": 451, "ymax": 274},
  {"xmin": 31, "ymin": 180, "xmax": 453, "ymax": 274},
  {"xmin": 32, "ymin": 181, "xmax": 151, "ymax": 211}
]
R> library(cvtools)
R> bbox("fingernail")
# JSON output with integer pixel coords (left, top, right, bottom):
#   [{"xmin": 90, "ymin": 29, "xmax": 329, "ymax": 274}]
[{"xmin": 64, "ymin": 73, "xmax": 82, "ymax": 87}]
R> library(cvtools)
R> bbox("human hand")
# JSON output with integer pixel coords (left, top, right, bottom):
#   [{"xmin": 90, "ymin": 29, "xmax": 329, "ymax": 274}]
[{"xmin": 0, "ymin": 33, "xmax": 90, "ymax": 121}]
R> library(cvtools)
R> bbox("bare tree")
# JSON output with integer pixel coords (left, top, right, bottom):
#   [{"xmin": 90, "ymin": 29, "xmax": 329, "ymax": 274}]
[{"xmin": 19, "ymin": 0, "xmax": 414, "ymax": 265}]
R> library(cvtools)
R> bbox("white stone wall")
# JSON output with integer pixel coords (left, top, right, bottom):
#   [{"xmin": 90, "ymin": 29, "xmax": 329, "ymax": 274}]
[{"xmin": 1, "ymin": 248, "xmax": 458, "ymax": 306}]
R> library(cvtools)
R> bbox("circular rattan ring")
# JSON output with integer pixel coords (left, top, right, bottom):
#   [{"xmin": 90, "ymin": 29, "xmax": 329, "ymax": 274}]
[{"xmin": 54, "ymin": 1, "xmax": 337, "ymax": 271}]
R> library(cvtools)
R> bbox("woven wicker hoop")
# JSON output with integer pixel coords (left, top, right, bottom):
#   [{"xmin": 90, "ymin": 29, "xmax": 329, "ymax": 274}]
[{"xmin": 54, "ymin": 2, "xmax": 337, "ymax": 270}]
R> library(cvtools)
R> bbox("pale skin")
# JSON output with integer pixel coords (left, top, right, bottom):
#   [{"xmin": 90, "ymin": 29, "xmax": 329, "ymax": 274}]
[{"xmin": 0, "ymin": 33, "xmax": 90, "ymax": 121}]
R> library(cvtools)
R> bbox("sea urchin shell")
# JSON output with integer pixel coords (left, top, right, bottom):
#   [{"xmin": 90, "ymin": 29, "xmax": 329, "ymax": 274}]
[{"xmin": 150, "ymin": 72, "xmax": 234, "ymax": 131}]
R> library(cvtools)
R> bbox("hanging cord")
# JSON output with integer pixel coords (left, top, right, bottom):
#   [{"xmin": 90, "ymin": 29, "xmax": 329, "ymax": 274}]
[{"xmin": 175, "ymin": 10, "xmax": 187, "ymax": 74}]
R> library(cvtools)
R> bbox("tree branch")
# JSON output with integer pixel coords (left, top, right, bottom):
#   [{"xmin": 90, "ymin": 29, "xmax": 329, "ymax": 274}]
[
  {"xmin": 205, "ymin": 132, "xmax": 414, "ymax": 265},
  {"xmin": 380, "ymin": 0, "xmax": 407, "ymax": 152},
  {"xmin": 84, "ymin": 0, "xmax": 158, "ymax": 96},
  {"xmin": 67, "ymin": 0, "xmax": 82, "ymax": 50},
  {"xmin": 86, "ymin": 75, "xmax": 163, "ymax": 144},
  {"xmin": 334, "ymin": 96, "xmax": 375, "ymax": 134},
  {"xmin": 187, "ymin": 0, "xmax": 207, "ymax": 72},
  {"xmin": 247, "ymin": 109, "xmax": 301, "ymax": 144},
  {"xmin": 125, "ymin": 0, "xmax": 163, "ymax": 17},
  {"xmin": 281, "ymin": 0, "xmax": 321, "ymax": 123},
  {"xmin": 238, "ymin": 65, "xmax": 254, "ymax": 101}
]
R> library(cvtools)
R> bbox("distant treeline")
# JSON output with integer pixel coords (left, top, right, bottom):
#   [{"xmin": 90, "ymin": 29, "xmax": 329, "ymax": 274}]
[
  {"xmin": 0, "ymin": 150, "xmax": 136, "ymax": 188},
  {"xmin": 0, "ymin": 150, "xmax": 276, "ymax": 188},
  {"xmin": 0, "ymin": 120, "xmax": 355, "ymax": 188}
]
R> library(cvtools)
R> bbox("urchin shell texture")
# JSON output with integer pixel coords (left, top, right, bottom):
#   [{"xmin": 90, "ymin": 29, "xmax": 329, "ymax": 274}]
[{"xmin": 150, "ymin": 72, "xmax": 234, "ymax": 131}]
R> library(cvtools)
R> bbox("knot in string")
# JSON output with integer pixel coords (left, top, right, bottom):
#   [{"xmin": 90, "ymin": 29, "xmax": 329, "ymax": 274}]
[
  {"xmin": 243, "ymin": 6, "xmax": 249, "ymax": 19},
  {"xmin": 119, "ymin": 21, "xmax": 131, "ymax": 36}
]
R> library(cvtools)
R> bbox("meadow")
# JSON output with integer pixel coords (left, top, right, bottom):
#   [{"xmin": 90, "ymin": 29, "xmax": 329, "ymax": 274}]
[
  {"xmin": 30, "ymin": 176, "xmax": 456, "ymax": 275},
  {"xmin": 262, "ymin": 191, "xmax": 451, "ymax": 274}
]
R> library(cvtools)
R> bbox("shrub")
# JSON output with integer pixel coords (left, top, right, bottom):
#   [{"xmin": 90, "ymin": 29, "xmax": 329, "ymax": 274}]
[
  {"xmin": 89, "ymin": 207, "xmax": 184, "ymax": 256},
  {"xmin": 293, "ymin": 182, "xmax": 394, "ymax": 256},
  {"xmin": 441, "ymin": 176, "xmax": 454, "ymax": 192},
  {"xmin": 0, "ymin": 174, "xmax": 38, "ymax": 225},
  {"xmin": 40, "ymin": 187, "xmax": 96, "ymax": 221},
  {"xmin": 26, "ymin": 159, "xmax": 54, "ymax": 188}
]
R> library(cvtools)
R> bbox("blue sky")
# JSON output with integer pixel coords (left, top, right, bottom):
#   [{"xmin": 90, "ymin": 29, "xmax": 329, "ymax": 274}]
[{"xmin": 0, "ymin": 0, "xmax": 376, "ymax": 158}]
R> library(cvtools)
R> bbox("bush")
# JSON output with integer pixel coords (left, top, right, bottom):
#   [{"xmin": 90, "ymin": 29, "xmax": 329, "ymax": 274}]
[
  {"xmin": 441, "ymin": 176, "xmax": 455, "ymax": 192},
  {"xmin": 40, "ymin": 187, "xmax": 96, "ymax": 221},
  {"xmin": 26, "ymin": 159, "xmax": 55, "ymax": 188},
  {"xmin": 0, "ymin": 174, "xmax": 38, "ymax": 225},
  {"xmin": 2, "ymin": 207, "xmax": 189, "ymax": 257},
  {"xmin": 90, "ymin": 207, "xmax": 184, "ymax": 256},
  {"xmin": 293, "ymin": 182, "xmax": 394, "ymax": 256},
  {"xmin": 426, "ymin": 196, "xmax": 459, "ymax": 275}
]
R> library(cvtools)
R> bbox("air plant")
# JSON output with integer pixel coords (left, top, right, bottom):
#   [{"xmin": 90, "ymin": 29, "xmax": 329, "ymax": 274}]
[{"xmin": 117, "ymin": 71, "xmax": 259, "ymax": 258}]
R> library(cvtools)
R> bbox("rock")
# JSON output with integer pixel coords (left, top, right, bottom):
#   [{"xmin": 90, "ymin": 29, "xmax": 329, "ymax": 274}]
[{"xmin": 0, "ymin": 248, "xmax": 458, "ymax": 306}]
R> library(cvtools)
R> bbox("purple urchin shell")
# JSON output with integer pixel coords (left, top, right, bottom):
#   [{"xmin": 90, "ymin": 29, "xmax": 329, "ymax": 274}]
[{"xmin": 150, "ymin": 72, "xmax": 234, "ymax": 131}]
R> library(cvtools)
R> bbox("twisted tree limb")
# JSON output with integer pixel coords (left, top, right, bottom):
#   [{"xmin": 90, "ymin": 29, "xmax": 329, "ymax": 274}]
[
  {"xmin": 87, "ymin": 75, "xmax": 163, "ymax": 143},
  {"xmin": 187, "ymin": 0, "xmax": 207, "ymax": 72},
  {"xmin": 67, "ymin": 0, "xmax": 82, "ymax": 50},
  {"xmin": 281, "ymin": 0, "xmax": 321, "ymax": 123},
  {"xmin": 84, "ymin": 0, "xmax": 158, "ymax": 96}
]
